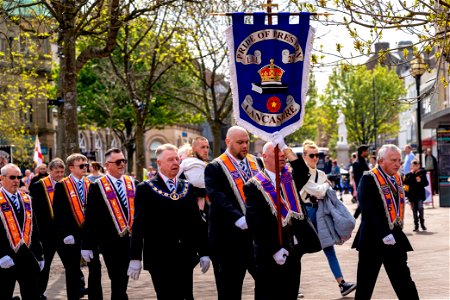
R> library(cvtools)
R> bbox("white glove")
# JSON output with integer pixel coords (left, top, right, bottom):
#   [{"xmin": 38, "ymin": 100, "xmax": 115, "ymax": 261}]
[
  {"xmin": 273, "ymin": 248, "xmax": 289, "ymax": 265},
  {"xmin": 0, "ymin": 255, "xmax": 15, "ymax": 269},
  {"xmin": 63, "ymin": 235, "xmax": 75, "ymax": 245},
  {"xmin": 199, "ymin": 256, "xmax": 211, "ymax": 273},
  {"xmin": 38, "ymin": 260, "xmax": 45, "ymax": 271},
  {"xmin": 383, "ymin": 234, "xmax": 396, "ymax": 245},
  {"xmin": 81, "ymin": 250, "xmax": 94, "ymax": 262},
  {"xmin": 271, "ymin": 131, "xmax": 288, "ymax": 151},
  {"xmin": 234, "ymin": 216, "xmax": 248, "ymax": 230},
  {"xmin": 127, "ymin": 260, "xmax": 142, "ymax": 280}
]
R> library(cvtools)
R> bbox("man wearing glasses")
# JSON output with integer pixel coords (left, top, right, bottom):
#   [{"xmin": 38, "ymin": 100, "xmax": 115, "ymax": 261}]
[
  {"xmin": 53, "ymin": 153, "xmax": 102, "ymax": 300},
  {"xmin": 82, "ymin": 148, "xmax": 137, "ymax": 299},
  {"xmin": 0, "ymin": 163, "xmax": 44, "ymax": 299}
]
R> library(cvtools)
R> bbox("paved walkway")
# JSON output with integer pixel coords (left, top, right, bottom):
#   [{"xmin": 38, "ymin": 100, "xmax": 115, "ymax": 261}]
[{"xmin": 19, "ymin": 194, "xmax": 450, "ymax": 299}]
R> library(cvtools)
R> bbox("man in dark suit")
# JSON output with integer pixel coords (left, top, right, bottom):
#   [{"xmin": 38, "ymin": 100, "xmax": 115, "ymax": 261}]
[
  {"xmin": 352, "ymin": 144, "xmax": 370, "ymax": 219},
  {"xmin": 205, "ymin": 126, "xmax": 263, "ymax": 300},
  {"xmin": 128, "ymin": 143, "xmax": 209, "ymax": 300},
  {"xmin": 30, "ymin": 163, "xmax": 49, "ymax": 185},
  {"xmin": 352, "ymin": 144, "xmax": 419, "ymax": 300},
  {"xmin": 82, "ymin": 148, "xmax": 136, "ymax": 300},
  {"xmin": 244, "ymin": 136, "xmax": 320, "ymax": 300},
  {"xmin": 0, "ymin": 163, "xmax": 44, "ymax": 299},
  {"xmin": 29, "ymin": 157, "xmax": 66, "ymax": 300},
  {"xmin": 53, "ymin": 153, "xmax": 102, "ymax": 300}
]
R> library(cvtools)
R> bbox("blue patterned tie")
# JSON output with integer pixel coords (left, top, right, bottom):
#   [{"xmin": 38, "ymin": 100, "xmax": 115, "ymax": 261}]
[
  {"xmin": 11, "ymin": 194, "xmax": 20, "ymax": 212},
  {"xmin": 116, "ymin": 180, "xmax": 128, "ymax": 209},
  {"xmin": 77, "ymin": 180, "xmax": 85, "ymax": 205},
  {"xmin": 240, "ymin": 161, "xmax": 250, "ymax": 178},
  {"xmin": 167, "ymin": 179, "xmax": 176, "ymax": 192}
]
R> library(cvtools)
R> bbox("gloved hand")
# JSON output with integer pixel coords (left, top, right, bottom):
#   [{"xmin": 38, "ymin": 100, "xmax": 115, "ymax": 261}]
[
  {"xmin": 38, "ymin": 260, "xmax": 45, "ymax": 271},
  {"xmin": 81, "ymin": 250, "xmax": 94, "ymax": 262},
  {"xmin": 273, "ymin": 248, "xmax": 289, "ymax": 265},
  {"xmin": 0, "ymin": 255, "xmax": 15, "ymax": 269},
  {"xmin": 127, "ymin": 260, "xmax": 142, "ymax": 280},
  {"xmin": 271, "ymin": 131, "xmax": 288, "ymax": 151},
  {"xmin": 383, "ymin": 234, "xmax": 396, "ymax": 245},
  {"xmin": 199, "ymin": 256, "xmax": 211, "ymax": 273},
  {"xmin": 63, "ymin": 235, "xmax": 75, "ymax": 245},
  {"xmin": 234, "ymin": 216, "xmax": 248, "ymax": 230}
]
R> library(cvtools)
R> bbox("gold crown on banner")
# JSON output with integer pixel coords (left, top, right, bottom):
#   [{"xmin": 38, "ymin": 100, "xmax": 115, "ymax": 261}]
[{"xmin": 259, "ymin": 59, "xmax": 284, "ymax": 85}]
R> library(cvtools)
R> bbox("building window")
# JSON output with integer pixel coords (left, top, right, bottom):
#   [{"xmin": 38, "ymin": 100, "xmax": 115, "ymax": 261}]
[
  {"xmin": 95, "ymin": 134, "xmax": 103, "ymax": 164},
  {"xmin": 79, "ymin": 133, "xmax": 87, "ymax": 153},
  {"xmin": 111, "ymin": 137, "xmax": 118, "ymax": 148},
  {"xmin": 149, "ymin": 140, "xmax": 162, "ymax": 160}
]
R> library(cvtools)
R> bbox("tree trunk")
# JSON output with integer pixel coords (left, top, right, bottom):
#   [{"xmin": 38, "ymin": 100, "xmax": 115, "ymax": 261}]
[
  {"xmin": 135, "ymin": 116, "xmax": 145, "ymax": 181},
  {"xmin": 60, "ymin": 14, "xmax": 80, "ymax": 158},
  {"xmin": 210, "ymin": 120, "xmax": 222, "ymax": 158}
]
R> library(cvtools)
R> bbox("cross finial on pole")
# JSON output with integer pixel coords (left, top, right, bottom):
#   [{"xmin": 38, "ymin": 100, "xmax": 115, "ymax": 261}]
[{"xmin": 262, "ymin": 0, "xmax": 278, "ymax": 25}]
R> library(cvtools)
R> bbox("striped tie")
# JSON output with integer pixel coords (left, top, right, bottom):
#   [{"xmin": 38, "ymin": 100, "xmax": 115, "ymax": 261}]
[
  {"xmin": 77, "ymin": 180, "xmax": 85, "ymax": 205},
  {"xmin": 11, "ymin": 194, "xmax": 20, "ymax": 212},
  {"xmin": 116, "ymin": 180, "xmax": 128, "ymax": 209},
  {"xmin": 240, "ymin": 161, "xmax": 250, "ymax": 178},
  {"xmin": 167, "ymin": 179, "xmax": 176, "ymax": 192}
]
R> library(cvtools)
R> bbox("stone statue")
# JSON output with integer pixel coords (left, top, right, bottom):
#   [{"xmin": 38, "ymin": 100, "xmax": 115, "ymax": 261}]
[{"xmin": 336, "ymin": 110, "xmax": 348, "ymax": 145}]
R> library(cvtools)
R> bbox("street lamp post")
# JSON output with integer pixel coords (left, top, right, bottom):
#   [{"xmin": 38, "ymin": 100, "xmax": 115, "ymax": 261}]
[{"xmin": 410, "ymin": 55, "xmax": 427, "ymax": 166}]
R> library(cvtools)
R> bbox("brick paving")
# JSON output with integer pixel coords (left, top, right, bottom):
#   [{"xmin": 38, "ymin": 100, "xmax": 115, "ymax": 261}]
[{"xmin": 16, "ymin": 194, "xmax": 449, "ymax": 299}]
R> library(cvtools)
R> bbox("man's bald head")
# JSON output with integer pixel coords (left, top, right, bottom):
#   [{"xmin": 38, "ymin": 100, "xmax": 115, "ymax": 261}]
[{"xmin": 226, "ymin": 126, "xmax": 249, "ymax": 160}]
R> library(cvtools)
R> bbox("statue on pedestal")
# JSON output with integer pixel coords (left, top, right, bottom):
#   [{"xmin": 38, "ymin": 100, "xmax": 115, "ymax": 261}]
[{"xmin": 337, "ymin": 110, "xmax": 348, "ymax": 145}]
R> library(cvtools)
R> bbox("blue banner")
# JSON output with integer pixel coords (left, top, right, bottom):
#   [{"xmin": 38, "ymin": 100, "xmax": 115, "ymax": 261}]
[{"xmin": 226, "ymin": 12, "xmax": 314, "ymax": 141}]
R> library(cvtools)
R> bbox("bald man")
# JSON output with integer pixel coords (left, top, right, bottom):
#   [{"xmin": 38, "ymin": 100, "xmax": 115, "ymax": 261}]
[
  {"xmin": 205, "ymin": 126, "xmax": 264, "ymax": 300},
  {"xmin": 244, "ymin": 138, "xmax": 319, "ymax": 300}
]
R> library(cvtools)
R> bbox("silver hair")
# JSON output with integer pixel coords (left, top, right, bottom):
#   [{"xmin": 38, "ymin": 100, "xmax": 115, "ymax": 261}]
[
  {"xmin": 1, "ymin": 163, "xmax": 21, "ymax": 176},
  {"xmin": 262, "ymin": 142, "xmax": 274, "ymax": 154},
  {"xmin": 155, "ymin": 144, "xmax": 178, "ymax": 160},
  {"xmin": 377, "ymin": 144, "xmax": 401, "ymax": 161},
  {"xmin": 48, "ymin": 158, "xmax": 65, "ymax": 171}
]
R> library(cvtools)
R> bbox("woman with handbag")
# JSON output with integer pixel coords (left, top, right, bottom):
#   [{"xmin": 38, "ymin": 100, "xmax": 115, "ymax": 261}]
[{"xmin": 299, "ymin": 140, "xmax": 357, "ymax": 297}]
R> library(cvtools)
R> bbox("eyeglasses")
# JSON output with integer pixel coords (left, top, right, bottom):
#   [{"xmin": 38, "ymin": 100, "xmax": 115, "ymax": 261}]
[
  {"xmin": 73, "ymin": 164, "xmax": 89, "ymax": 169},
  {"xmin": 7, "ymin": 175, "xmax": 23, "ymax": 180},
  {"xmin": 108, "ymin": 159, "xmax": 127, "ymax": 166},
  {"xmin": 307, "ymin": 153, "xmax": 320, "ymax": 159}
]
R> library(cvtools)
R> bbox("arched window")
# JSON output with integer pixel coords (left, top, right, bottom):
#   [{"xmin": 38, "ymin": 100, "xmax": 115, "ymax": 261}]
[
  {"xmin": 111, "ymin": 137, "xmax": 118, "ymax": 149},
  {"xmin": 149, "ymin": 140, "xmax": 162, "ymax": 169},
  {"xmin": 79, "ymin": 133, "xmax": 87, "ymax": 153},
  {"xmin": 95, "ymin": 134, "xmax": 103, "ymax": 164}
]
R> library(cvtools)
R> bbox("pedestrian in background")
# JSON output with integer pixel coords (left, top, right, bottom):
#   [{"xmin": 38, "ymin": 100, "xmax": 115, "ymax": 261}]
[
  {"xmin": 352, "ymin": 145, "xmax": 370, "ymax": 219},
  {"xmin": 87, "ymin": 162, "xmax": 104, "ymax": 182},
  {"xmin": 403, "ymin": 144, "xmax": 416, "ymax": 175},
  {"xmin": 404, "ymin": 159, "xmax": 428, "ymax": 232},
  {"xmin": 424, "ymin": 148, "xmax": 438, "ymax": 195}
]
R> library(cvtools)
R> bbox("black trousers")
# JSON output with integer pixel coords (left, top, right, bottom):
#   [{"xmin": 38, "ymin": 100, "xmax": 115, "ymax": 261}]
[
  {"xmin": 57, "ymin": 242, "xmax": 87, "ymax": 300},
  {"xmin": 101, "ymin": 241, "xmax": 130, "ymax": 300},
  {"xmin": 148, "ymin": 255, "xmax": 195, "ymax": 300},
  {"xmin": 211, "ymin": 246, "xmax": 256, "ymax": 300},
  {"xmin": 87, "ymin": 250, "xmax": 103, "ymax": 300},
  {"xmin": 40, "ymin": 239, "xmax": 88, "ymax": 297},
  {"xmin": 0, "ymin": 247, "xmax": 40, "ymax": 300},
  {"xmin": 255, "ymin": 251, "xmax": 302, "ymax": 300},
  {"xmin": 355, "ymin": 245, "xmax": 419, "ymax": 300}
]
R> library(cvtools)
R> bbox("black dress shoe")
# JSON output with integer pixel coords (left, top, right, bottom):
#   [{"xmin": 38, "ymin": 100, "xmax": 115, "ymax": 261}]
[
  {"xmin": 12, "ymin": 296, "xmax": 21, "ymax": 300},
  {"xmin": 40, "ymin": 295, "xmax": 47, "ymax": 300}
]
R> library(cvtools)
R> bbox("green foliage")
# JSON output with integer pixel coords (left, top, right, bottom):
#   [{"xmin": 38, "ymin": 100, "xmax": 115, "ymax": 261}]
[{"xmin": 324, "ymin": 64, "xmax": 407, "ymax": 145}]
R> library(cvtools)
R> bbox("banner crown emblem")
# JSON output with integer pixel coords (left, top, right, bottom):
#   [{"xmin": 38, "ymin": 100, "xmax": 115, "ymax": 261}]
[{"xmin": 259, "ymin": 59, "xmax": 284, "ymax": 85}]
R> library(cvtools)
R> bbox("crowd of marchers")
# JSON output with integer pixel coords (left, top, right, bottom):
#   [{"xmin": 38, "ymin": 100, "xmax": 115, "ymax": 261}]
[{"xmin": 0, "ymin": 126, "xmax": 425, "ymax": 300}]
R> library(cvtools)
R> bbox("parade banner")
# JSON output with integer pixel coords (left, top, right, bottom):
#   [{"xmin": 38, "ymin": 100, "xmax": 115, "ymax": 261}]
[{"xmin": 226, "ymin": 12, "xmax": 315, "ymax": 140}]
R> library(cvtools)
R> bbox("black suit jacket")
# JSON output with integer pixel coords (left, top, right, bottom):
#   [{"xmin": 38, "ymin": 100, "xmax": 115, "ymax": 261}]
[
  {"xmin": 352, "ymin": 156, "xmax": 369, "ymax": 189},
  {"xmin": 244, "ymin": 159, "xmax": 320, "ymax": 265},
  {"xmin": 130, "ymin": 175, "xmax": 207, "ymax": 270},
  {"xmin": 53, "ymin": 179, "xmax": 85, "ymax": 241},
  {"xmin": 352, "ymin": 172, "xmax": 413, "ymax": 252},
  {"xmin": 0, "ymin": 193, "xmax": 43, "ymax": 262},
  {"xmin": 82, "ymin": 177, "xmax": 138, "ymax": 252},
  {"xmin": 29, "ymin": 178, "xmax": 56, "ymax": 244}
]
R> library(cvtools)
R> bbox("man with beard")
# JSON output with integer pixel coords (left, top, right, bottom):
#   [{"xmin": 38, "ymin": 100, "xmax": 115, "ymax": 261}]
[{"xmin": 205, "ymin": 126, "xmax": 263, "ymax": 300}]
